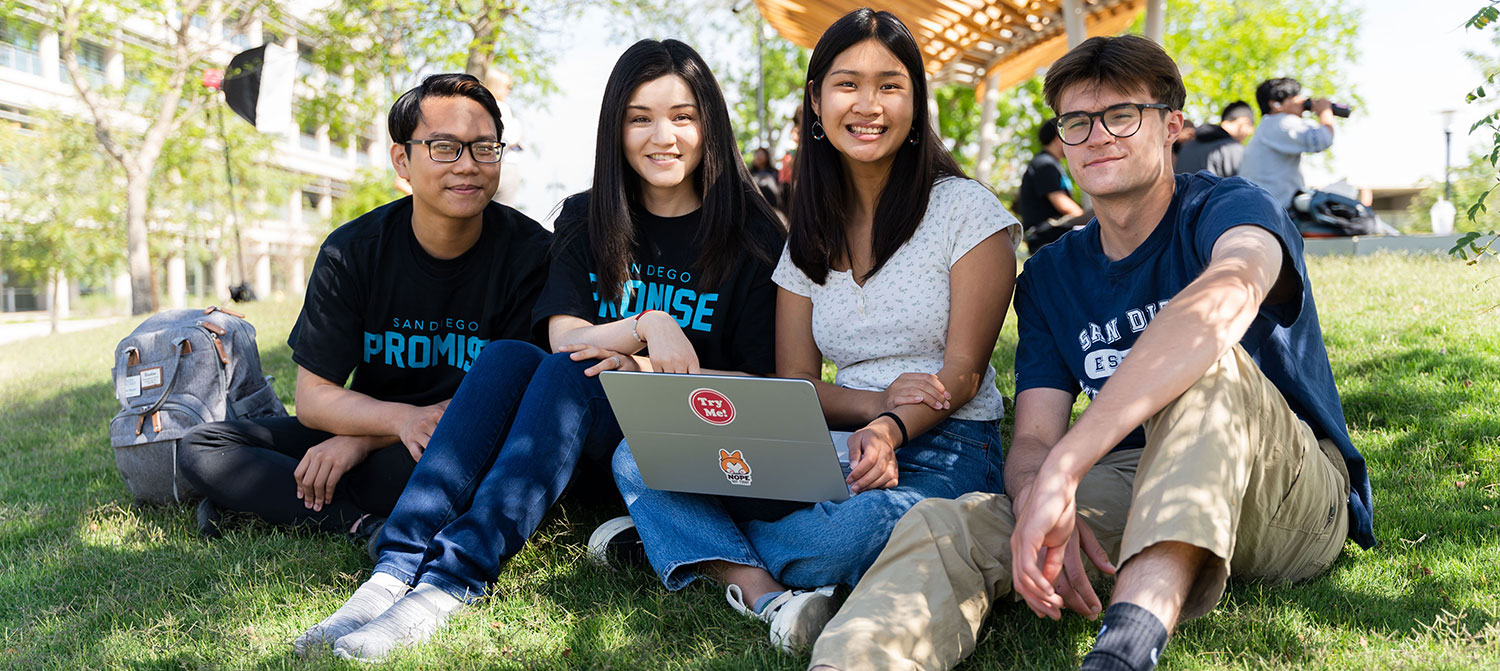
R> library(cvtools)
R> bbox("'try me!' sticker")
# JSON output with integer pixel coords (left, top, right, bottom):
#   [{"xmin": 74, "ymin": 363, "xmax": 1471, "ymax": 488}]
[{"xmin": 689, "ymin": 388, "xmax": 736, "ymax": 426}]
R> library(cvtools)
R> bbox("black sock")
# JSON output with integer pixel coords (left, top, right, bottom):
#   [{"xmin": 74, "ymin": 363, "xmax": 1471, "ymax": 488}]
[{"xmin": 1079, "ymin": 602, "xmax": 1169, "ymax": 671}]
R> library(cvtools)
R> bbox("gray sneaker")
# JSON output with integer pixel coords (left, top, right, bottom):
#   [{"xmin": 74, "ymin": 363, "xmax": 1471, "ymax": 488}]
[{"xmin": 726, "ymin": 583, "xmax": 838, "ymax": 653}]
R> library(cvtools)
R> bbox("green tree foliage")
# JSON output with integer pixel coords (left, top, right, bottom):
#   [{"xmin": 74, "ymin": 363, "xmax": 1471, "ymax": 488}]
[
  {"xmin": 0, "ymin": 115, "xmax": 124, "ymax": 328},
  {"xmin": 1159, "ymin": 0, "xmax": 1363, "ymax": 125},
  {"xmin": 721, "ymin": 13, "xmax": 809, "ymax": 158},
  {"xmin": 1452, "ymin": 2, "xmax": 1500, "ymax": 262},
  {"xmin": 940, "ymin": 77, "xmax": 1053, "ymax": 200},
  {"xmin": 331, "ymin": 169, "xmax": 405, "ymax": 227}
]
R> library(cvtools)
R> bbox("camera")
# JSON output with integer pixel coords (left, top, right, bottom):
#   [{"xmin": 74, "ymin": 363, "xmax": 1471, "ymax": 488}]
[{"xmin": 1302, "ymin": 94, "xmax": 1353, "ymax": 118}]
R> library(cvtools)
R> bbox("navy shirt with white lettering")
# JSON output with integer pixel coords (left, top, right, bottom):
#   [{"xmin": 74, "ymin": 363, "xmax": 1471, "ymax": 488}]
[
  {"xmin": 531, "ymin": 192, "xmax": 781, "ymax": 375},
  {"xmin": 1013, "ymin": 172, "xmax": 1375, "ymax": 549},
  {"xmin": 288, "ymin": 197, "xmax": 551, "ymax": 406}
]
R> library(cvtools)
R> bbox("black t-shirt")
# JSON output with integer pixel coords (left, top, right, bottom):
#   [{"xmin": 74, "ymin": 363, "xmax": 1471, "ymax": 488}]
[
  {"xmin": 531, "ymin": 193, "xmax": 782, "ymax": 375},
  {"xmin": 1017, "ymin": 152, "xmax": 1074, "ymax": 230},
  {"xmin": 289, "ymin": 197, "xmax": 552, "ymax": 406}
]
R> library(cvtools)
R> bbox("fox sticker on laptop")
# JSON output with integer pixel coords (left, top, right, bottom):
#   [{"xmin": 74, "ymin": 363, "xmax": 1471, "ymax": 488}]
[
  {"xmin": 719, "ymin": 449, "xmax": 752, "ymax": 486},
  {"xmin": 689, "ymin": 388, "xmax": 736, "ymax": 425}
]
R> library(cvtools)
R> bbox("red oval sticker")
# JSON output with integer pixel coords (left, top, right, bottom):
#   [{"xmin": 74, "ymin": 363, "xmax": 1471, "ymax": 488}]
[{"xmin": 689, "ymin": 388, "xmax": 736, "ymax": 425}]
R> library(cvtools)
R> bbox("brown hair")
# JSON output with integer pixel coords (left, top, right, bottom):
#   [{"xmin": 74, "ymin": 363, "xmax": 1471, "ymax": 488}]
[{"xmin": 1042, "ymin": 35, "xmax": 1185, "ymax": 113}]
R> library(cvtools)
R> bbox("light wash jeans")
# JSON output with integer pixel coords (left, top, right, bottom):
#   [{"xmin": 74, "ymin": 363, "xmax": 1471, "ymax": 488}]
[{"xmin": 611, "ymin": 417, "xmax": 1004, "ymax": 590}]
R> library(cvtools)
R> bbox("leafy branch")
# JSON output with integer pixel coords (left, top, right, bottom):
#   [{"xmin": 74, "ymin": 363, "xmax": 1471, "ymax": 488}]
[{"xmin": 1459, "ymin": 2, "xmax": 1500, "ymax": 260}]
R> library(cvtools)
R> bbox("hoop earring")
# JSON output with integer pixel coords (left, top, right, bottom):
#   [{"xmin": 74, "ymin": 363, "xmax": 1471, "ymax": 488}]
[{"xmin": 811, "ymin": 120, "xmax": 826, "ymax": 141}]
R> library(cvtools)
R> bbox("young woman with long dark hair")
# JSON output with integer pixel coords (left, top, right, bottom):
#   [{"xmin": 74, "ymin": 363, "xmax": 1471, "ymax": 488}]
[
  {"xmin": 292, "ymin": 39, "xmax": 783, "ymax": 662},
  {"xmin": 602, "ymin": 8, "xmax": 1020, "ymax": 652}
]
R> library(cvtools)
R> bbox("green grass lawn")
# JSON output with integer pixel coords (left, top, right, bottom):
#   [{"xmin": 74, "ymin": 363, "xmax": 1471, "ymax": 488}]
[{"xmin": 1, "ymin": 252, "xmax": 1498, "ymax": 670}]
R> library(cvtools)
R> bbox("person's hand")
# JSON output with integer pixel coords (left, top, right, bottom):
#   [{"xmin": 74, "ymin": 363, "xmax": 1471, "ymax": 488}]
[
  {"xmin": 846, "ymin": 418, "xmax": 901, "ymax": 494},
  {"xmin": 877, "ymin": 372, "xmax": 950, "ymax": 412},
  {"xmin": 1309, "ymin": 98, "xmax": 1333, "ymax": 116},
  {"xmin": 1053, "ymin": 519, "xmax": 1116, "ymax": 619},
  {"xmin": 559, "ymin": 343, "xmax": 641, "ymax": 377},
  {"xmin": 397, "ymin": 403, "xmax": 445, "ymax": 461},
  {"xmin": 1010, "ymin": 469, "xmax": 1081, "ymax": 619},
  {"xmin": 293, "ymin": 435, "xmax": 378, "ymax": 511},
  {"xmin": 635, "ymin": 311, "xmax": 699, "ymax": 374}
]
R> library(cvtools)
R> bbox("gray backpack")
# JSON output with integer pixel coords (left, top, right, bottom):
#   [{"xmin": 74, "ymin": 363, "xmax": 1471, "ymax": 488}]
[{"xmin": 109, "ymin": 306, "xmax": 288, "ymax": 504}]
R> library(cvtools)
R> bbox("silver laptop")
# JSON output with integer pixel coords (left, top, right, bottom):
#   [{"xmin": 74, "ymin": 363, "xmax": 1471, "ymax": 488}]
[{"xmin": 599, "ymin": 371, "xmax": 852, "ymax": 503}]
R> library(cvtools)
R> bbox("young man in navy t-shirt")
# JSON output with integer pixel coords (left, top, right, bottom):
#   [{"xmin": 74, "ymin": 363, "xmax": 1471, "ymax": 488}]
[{"xmin": 808, "ymin": 36, "xmax": 1375, "ymax": 671}]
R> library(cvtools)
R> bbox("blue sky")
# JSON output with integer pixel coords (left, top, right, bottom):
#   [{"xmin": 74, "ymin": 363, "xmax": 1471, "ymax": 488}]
[{"xmin": 507, "ymin": 0, "xmax": 1497, "ymax": 222}]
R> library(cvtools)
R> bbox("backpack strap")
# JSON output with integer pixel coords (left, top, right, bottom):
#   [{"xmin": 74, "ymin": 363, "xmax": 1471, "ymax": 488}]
[{"xmin": 122, "ymin": 336, "xmax": 192, "ymax": 420}]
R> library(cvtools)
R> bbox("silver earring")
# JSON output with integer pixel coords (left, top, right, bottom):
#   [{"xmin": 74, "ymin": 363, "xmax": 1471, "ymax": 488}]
[{"xmin": 811, "ymin": 120, "xmax": 826, "ymax": 141}]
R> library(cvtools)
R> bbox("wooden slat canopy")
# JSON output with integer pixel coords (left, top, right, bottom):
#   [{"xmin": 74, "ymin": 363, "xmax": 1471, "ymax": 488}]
[{"xmin": 752, "ymin": 0, "xmax": 1144, "ymax": 94}]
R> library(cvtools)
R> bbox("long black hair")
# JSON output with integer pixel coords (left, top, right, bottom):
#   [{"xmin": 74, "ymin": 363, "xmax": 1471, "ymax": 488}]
[
  {"xmin": 787, "ymin": 8, "xmax": 964, "ymax": 285},
  {"xmin": 581, "ymin": 38, "xmax": 780, "ymax": 305}
]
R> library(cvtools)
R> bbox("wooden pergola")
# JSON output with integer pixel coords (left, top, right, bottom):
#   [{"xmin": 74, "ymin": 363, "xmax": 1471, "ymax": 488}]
[{"xmin": 751, "ymin": 0, "xmax": 1166, "ymax": 182}]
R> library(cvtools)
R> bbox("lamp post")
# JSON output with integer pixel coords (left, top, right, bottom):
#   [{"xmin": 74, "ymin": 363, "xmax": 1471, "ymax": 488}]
[
  {"xmin": 1431, "ymin": 109, "xmax": 1458, "ymax": 234},
  {"xmin": 1441, "ymin": 109, "xmax": 1455, "ymax": 202}
]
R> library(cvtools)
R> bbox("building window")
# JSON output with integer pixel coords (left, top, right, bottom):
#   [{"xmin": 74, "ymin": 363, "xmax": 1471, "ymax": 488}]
[
  {"xmin": 296, "ymin": 42, "xmax": 316, "ymax": 81},
  {"xmin": 60, "ymin": 39, "xmax": 107, "ymax": 87},
  {"xmin": 0, "ymin": 19, "xmax": 42, "ymax": 76}
]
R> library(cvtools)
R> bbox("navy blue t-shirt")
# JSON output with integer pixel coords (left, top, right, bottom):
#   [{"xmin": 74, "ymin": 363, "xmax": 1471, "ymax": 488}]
[{"xmin": 1013, "ymin": 172, "xmax": 1375, "ymax": 549}]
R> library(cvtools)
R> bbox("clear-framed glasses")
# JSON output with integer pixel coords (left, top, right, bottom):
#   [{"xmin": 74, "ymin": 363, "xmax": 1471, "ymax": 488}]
[
  {"xmin": 404, "ymin": 139, "xmax": 506, "ymax": 163},
  {"xmin": 1055, "ymin": 103, "xmax": 1174, "ymax": 146}
]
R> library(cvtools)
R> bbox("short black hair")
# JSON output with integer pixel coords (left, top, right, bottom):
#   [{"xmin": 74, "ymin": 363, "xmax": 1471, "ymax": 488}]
[
  {"xmin": 1255, "ymin": 78, "xmax": 1301, "ymax": 115},
  {"xmin": 1222, "ymin": 100, "xmax": 1253, "ymax": 123},
  {"xmin": 1043, "ymin": 35, "xmax": 1186, "ymax": 113},
  {"xmin": 1038, "ymin": 118, "xmax": 1059, "ymax": 146},
  {"xmin": 387, "ymin": 73, "xmax": 504, "ymax": 148}
]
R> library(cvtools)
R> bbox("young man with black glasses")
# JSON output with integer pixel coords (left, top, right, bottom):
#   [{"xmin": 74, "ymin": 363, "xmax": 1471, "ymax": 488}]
[
  {"xmin": 807, "ymin": 36, "xmax": 1374, "ymax": 671},
  {"xmin": 178, "ymin": 73, "xmax": 551, "ymax": 543}
]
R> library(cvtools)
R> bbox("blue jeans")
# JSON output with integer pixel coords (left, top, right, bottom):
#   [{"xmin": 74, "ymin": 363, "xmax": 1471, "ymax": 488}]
[
  {"xmin": 612, "ymin": 417, "xmax": 1004, "ymax": 590},
  {"xmin": 371, "ymin": 339, "xmax": 622, "ymax": 600}
]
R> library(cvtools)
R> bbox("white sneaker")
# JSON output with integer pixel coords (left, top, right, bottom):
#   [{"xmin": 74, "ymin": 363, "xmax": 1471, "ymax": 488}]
[
  {"xmin": 586, "ymin": 516, "xmax": 645, "ymax": 568},
  {"xmin": 726, "ymin": 583, "xmax": 838, "ymax": 653}
]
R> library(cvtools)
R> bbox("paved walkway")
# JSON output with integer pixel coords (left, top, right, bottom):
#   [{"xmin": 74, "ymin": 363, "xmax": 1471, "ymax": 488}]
[{"xmin": 0, "ymin": 316, "xmax": 125, "ymax": 346}]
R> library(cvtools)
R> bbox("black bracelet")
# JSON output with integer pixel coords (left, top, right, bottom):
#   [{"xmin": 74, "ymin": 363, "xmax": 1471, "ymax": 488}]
[{"xmin": 876, "ymin": 411, "xmax": 909, "ymax": 447}]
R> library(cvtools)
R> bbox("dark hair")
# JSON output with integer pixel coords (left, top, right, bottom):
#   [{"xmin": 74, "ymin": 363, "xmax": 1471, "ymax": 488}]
[
  {"xmin": 751, "ymin": 147, "xmax": 772, "ymax": 171},
  {"xmin": 388, "ymin": 73, "xmax": 504, "ymax": 148},
  {"xmin": 788, "ymin": 8, "xmax": 964, "ymax": 285},
  {"xmin": 582, "ymin": 39, "xmax": 780, "ymax": 304},
  {"xmin": 1042, "ymin": 35, "xmax": 1186, "ymax": 114},
  {"xmin": 1222, "ymin": 100, "xmax": 1254, "ymax": 123},
  {"xmin": 1037, "ymin": 118, "xmax": 1060, "ymax": 146},
  {"xmin": 1256, "ymin": 78, "xmax": 1301, "ymax": 115}
]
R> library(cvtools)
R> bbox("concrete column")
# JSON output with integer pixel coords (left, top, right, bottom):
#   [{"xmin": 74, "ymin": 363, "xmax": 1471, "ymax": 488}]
[
  {"xmin": 289, "ymin": 255, "xmax": 306, "ymax": 298},
  {"xmin": 212, "ymin": 255, "xmax": 230, "ymax": 302},
  {"xmin": 1144, "ymin": 0, "xmax": 1165, "ymax": 43},
  {"xmin": 254, "ymin": 253, "xmax": 272, "ymax": 300},
  {"xmin": 975, "ymin": 71, "xmax": 1002, "ymax": 185},
  {"xmin": 39, "ymin": 30, "xmax": 60, "ymax": 82},
  {"xmin": 46, "ymin": 271, "xmax": 70, "ymax": 318},
  {"xmin": 317, "ymin": 192, "xmax": 333, "ymax": 220},
  {"xmin": 289, "ymin": 187, "xmax": 302, "ymax": 228},
  {"xmin": 927, "ymin": 73, "xmax": 941, "ymax": 135},
  {"xmin": 1062, "ymin": 0, "xmax": 1087, "ymax": 48},
  {"xmin": 105, "ymin": 30, "xmax": 125, "ymax": 87},
  {"xmin": 167, "ymin": 255, "xmax": 187, "ymax": 309}
]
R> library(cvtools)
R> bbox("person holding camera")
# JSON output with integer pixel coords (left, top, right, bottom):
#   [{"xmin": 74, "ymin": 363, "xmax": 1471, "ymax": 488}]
[{"xmin": 1240, "ymin": 77, "xmax": 1345, "ymax": 208}]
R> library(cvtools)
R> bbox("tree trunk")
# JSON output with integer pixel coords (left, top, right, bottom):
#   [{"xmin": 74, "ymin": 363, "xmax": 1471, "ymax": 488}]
[
  {"xmin": 125, "ymin": 172, "xmax": 155, "ymax": 315},
  {"xmin": 465, "ymin": 17, "xmax": 496, "ymax": 79}
]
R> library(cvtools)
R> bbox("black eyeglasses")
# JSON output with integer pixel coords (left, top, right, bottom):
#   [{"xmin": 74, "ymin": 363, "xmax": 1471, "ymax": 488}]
[
  {"xmin": 1056, "ymin": 103, "xmax": 1174, "ymax": 146},
  {"xmin": 404, "ymin": 139, "xmax": 505, "ymax": 163}
]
